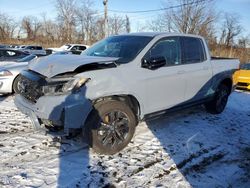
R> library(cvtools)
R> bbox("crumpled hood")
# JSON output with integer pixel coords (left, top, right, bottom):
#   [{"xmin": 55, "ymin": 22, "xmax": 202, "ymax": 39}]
[{"xmin": 28, "ymin": 55, "xmax": 119, "ymax": 78}]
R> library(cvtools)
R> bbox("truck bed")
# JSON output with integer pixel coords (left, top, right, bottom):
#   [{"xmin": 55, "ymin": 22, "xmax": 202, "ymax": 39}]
[
  {"xmin": 211, "ymin": 56, "xmax": 238, "ymax": 60},
  {"xmin": 211, "ymin": 58, "xmax": 240, "ymax": 75}
]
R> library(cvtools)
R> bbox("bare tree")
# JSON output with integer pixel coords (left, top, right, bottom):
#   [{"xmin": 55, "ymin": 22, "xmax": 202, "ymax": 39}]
[
  {"xmin": 108, "ymin": 14, "xmax": 126, "ymax": 35},
  {"xmin": 0, "ymin": 12, "xmax": 17, "ymax": 41},
  {"xmin": 219, "ymin": 13, "xmax": 242, "ymax": 47},
  {"xmin": 75, "ymin": 0, "xmax": 97, "ymax": 44},
  {"xmin": 238, "ymin": 35, "xmax": 249, "ymax": 48},
  {"xmin": 40, "ymin": 13, "xmax": 61, "ymax": 44},
  {"xmin": 149, "ymin": 0, "xmax": 217, "ymax": 41},
  {"xmin": 56, "ymin": 0, "xmax": 77, "ymax": 42},
  {"xmin": 149, "ymin": 14, "xmax": 171, "ymax": 32},
  {"xmin": 91, "ymin": 18, "xmax": 105, "ymax": 43},
  {"xmin": 21, "ymin": 16, "xmax": 42, "ymax": 40}
]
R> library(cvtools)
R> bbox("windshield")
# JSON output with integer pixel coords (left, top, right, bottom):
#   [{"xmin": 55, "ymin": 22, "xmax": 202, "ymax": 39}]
[
  {"xmin": 82, "ymin": 35, "xmax": 153, "ymax": 63},
  {"xmin": 16, "ymin": 54, "xmax": 36, "ymax": 62},
  {"xmin": 241, "ymin": 63, "xmax": 250, "ymax": 70}
]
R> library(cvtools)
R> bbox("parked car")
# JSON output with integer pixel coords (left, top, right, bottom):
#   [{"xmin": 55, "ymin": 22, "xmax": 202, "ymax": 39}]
[
  {"xmin": 0, "ymin": 54, "xmax": 37, "ymax": 94},
  {"xmin": 234, "ymin": 63, "xmax": 250, "ymax": 90},
  {"xmin": 51, "ymin": 51, "xmax": 73, "ymax": 55},
  {"xmin": 0, "ymin": 49, "xmax": 30, "ymax": 62},
  {"xmin": 8, "ymin": 44, "xmax": 20, "ymax": 49},
  {"xmin": 14, "ymin": 33, "xmax": 239, "ymax": 155},
  {"xmin": 19, "ymin": 45, "xmax": 27, "ymax": 49},
  {"xmin": 48, "ymin": 44, "xmax": 89, "ymax": 54},
  {"xmin": 20, "ymin": 45, "xmax": 46, "ymax": 56},
  {"xmin": 0, "ymin": 44, "xmax": 8, "ymax": 48}
]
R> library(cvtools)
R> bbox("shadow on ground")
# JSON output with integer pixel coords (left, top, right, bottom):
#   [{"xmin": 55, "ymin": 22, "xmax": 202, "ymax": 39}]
[
  {"xmin": 54, "ymin": 93, "xmax": 250, "ymax": 187},
  {"xmin": 0, "ymin": 92, "xmax": 249, "ymax": 187}
]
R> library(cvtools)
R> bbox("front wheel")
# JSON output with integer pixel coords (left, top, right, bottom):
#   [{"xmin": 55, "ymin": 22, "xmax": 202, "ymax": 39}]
[
  {"xmin": 205, "ymin": 84, "xmax": 230, "ymax": 114},
  {"xmin": 84, "ymin": 100, "xmax": 137, "ymax": 155}
]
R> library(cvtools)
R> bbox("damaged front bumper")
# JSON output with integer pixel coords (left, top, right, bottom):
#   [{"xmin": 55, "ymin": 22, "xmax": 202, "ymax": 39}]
[{"xmin": 14, "ymin": 88, "xmax": 93, "ymax": 134}]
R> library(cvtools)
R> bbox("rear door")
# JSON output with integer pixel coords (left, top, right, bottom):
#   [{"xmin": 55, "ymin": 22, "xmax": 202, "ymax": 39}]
[
  {"xmin": 180, "ymin": 37, "xmax": 213, "ymax": 102},
  {"xmin": 141, "ymin": 36, "xmax": 187, "ymax": 113}
]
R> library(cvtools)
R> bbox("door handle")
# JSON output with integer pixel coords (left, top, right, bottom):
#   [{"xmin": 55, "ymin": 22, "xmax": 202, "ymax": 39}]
[{"xmin": 177, "ymin": 70, "xmax": 185, "ymax": 74}]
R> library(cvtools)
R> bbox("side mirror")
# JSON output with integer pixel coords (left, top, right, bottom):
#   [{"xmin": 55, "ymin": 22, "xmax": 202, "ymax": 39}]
[{"xmin": 141, "ymin": 56, "xmax": 166, "ymax": 70}]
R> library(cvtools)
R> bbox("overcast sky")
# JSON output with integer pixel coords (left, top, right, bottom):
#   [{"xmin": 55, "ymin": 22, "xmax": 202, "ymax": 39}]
[{"xmin": 0, "ymin": 0, "xmax": 249, "ymax": 36}]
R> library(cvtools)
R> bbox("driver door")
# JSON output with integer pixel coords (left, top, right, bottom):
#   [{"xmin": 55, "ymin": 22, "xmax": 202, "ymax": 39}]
[{"xmin": 140, "ymin": 37, "xmax": 187, "ymax": 114}]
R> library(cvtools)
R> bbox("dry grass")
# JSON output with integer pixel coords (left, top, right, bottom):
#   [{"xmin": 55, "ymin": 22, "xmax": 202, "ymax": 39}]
[{"xmin": 210, "ymin": 44, "xmax": 250, "ymax": 64}]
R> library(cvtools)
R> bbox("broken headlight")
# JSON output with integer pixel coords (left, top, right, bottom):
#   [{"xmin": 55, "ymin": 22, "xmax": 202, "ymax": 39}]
[
  {"xmin": 0, "ymin": 70, "xmax": 13, "ymax": 77},
  {"xmin": 43, "ymin": 77, "xmax": 90, "ymax": 95}
]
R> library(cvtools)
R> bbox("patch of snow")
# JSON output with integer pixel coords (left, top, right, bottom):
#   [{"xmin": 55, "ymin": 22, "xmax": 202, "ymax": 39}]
[{"xmin": 0, "ymin": 91, "xmax": 249, "ymax": 187}]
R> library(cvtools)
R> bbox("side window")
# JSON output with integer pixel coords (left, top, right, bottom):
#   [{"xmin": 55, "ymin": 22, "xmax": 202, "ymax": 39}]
[
  {"xmin": 181, "ymin": 37, "xmax": 206, "ymax": 64},
  {"xmin": 71, "ymin": 46, "xmax": 78, "ymax": 50},
  {"xmin": 36, "ymin": 46, "xmax": 42, "ymax": 50},
  {"xmin": 145, "ymin": 37, "xmax": 181, "ymax": 66},
  {"xmin": 79, "ymin": 46, "xmax": 86, "ymax": 51}
]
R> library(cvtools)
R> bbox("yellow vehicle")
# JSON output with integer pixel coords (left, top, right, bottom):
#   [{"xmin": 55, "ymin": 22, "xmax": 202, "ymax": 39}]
[{"xmin": 234, "ymin": 63, "xmax": 250, "ymax": 90}]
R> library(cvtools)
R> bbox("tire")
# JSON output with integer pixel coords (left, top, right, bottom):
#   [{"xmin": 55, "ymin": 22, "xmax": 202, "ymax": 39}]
[
  {"xmin": 12, "ymin": 74, "xmax": 21, "ymax": 94},
  {"xmin": 84, "ymin": 100, "xmax": 137, "ymax": 155},
  {"xmin": 205, "ymin": 84, "xmax": 230, "ymax": 114}
]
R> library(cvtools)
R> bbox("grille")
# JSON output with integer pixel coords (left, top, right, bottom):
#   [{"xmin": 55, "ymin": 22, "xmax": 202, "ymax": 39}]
[
  {"xmin": 15, "ymin": 72, "xmax": 44, "ymax": 103},
  {"xmin": 237, "ymin": 82, "xmax": 249, "ymax": 87}
]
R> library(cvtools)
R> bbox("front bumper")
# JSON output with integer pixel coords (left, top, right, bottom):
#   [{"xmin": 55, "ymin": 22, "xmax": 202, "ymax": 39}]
[
  {"xmin": 14, "ymin": 88, "xmax": 93, "ymax": 133},
  {"xmin": 0, "ymin": 76, "xmax": 15, "ymax": 94},
  {"xmin": 236, "ymin": 79, "xmax": 250, "ymax": 91}
]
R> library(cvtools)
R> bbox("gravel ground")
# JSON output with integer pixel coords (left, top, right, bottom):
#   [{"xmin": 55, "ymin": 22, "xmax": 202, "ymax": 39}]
[{"xmin": 0, "ymin": 91, "xmax": 250, "ymax": 188}]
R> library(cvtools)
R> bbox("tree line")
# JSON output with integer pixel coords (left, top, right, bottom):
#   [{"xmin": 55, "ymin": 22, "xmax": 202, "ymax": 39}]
[
  {"xmin": 149, "ymin": 0, "xmax": 249, "ymax": 63},
  {"xmin": 0, "ymin": 0, "xmax": 130, "ymax": 47},
  {"xmin": 0, "ymin": 0, "xmax": 249, "ymax": 62}
]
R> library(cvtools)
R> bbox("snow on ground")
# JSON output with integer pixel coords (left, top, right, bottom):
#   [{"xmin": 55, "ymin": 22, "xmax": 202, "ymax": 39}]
[{"xmin": 0, "ymin": 91, "xmax": 250, "ymax": 188}]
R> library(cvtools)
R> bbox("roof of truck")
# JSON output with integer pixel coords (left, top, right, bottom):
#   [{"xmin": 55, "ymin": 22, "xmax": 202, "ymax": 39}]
[{"xmin": 122, "ymin": 32, "xmax": 203, "ymax": 38}]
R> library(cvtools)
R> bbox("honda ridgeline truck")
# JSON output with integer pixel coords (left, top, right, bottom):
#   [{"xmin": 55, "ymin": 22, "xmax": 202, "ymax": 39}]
[{"xmin": 14, "ymin": 33, "xmax": 240, "ymax": 154}]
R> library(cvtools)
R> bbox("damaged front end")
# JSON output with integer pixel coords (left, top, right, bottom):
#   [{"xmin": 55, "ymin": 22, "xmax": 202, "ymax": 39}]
[{"xmin": 14, "ymin": 70, "xmax": 93, "ymax": 134}]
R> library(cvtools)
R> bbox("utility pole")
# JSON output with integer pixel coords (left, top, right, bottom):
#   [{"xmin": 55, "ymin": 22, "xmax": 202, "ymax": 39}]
[{"xmin": 103, "ymin": 0, "xmax": 108, "ymax": 37}]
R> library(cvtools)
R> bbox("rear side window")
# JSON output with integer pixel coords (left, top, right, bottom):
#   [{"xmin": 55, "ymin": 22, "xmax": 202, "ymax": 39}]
[
  {"xmin": 78, "ymin": 46, "xmax": 86, "ymax": 51},
  {"xmin": 26, "ymin": 46, "xmax": 34, "ymax": 50},
  {"xmin": 35, "ymin": 46, "xmax": 43, "ymax": 50},
  {"xmin": 71, "ymin": 46, "xmax": 86, "ymax": 51},
  {"xmin": 181, "ymin": 37, "xmax": 206, "ymax": 64}
]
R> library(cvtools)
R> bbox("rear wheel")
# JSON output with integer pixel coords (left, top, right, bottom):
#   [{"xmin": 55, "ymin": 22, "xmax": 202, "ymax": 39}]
[
  {"xmin": 205, "ymin": 84, "xmax": 230, "ymax": 114},
  {"xmin": 84, "ymin": 100, "xmax": 137, "ymax": 155}
]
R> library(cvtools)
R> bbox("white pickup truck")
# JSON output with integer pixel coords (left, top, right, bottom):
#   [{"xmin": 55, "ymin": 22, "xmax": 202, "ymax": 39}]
[
  {"xmin": 48, "ymin": 44, "xmax": 89, "ymax": 54},
  {"xmin": 14, "ymin": 33, "xmax": 239, "ymax": 154}
]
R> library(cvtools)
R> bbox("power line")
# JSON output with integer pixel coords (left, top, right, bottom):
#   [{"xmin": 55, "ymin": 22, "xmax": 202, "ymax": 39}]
[{"xmin": 108, "ymin": 0, "xmax": 211, "ymax": 14}]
